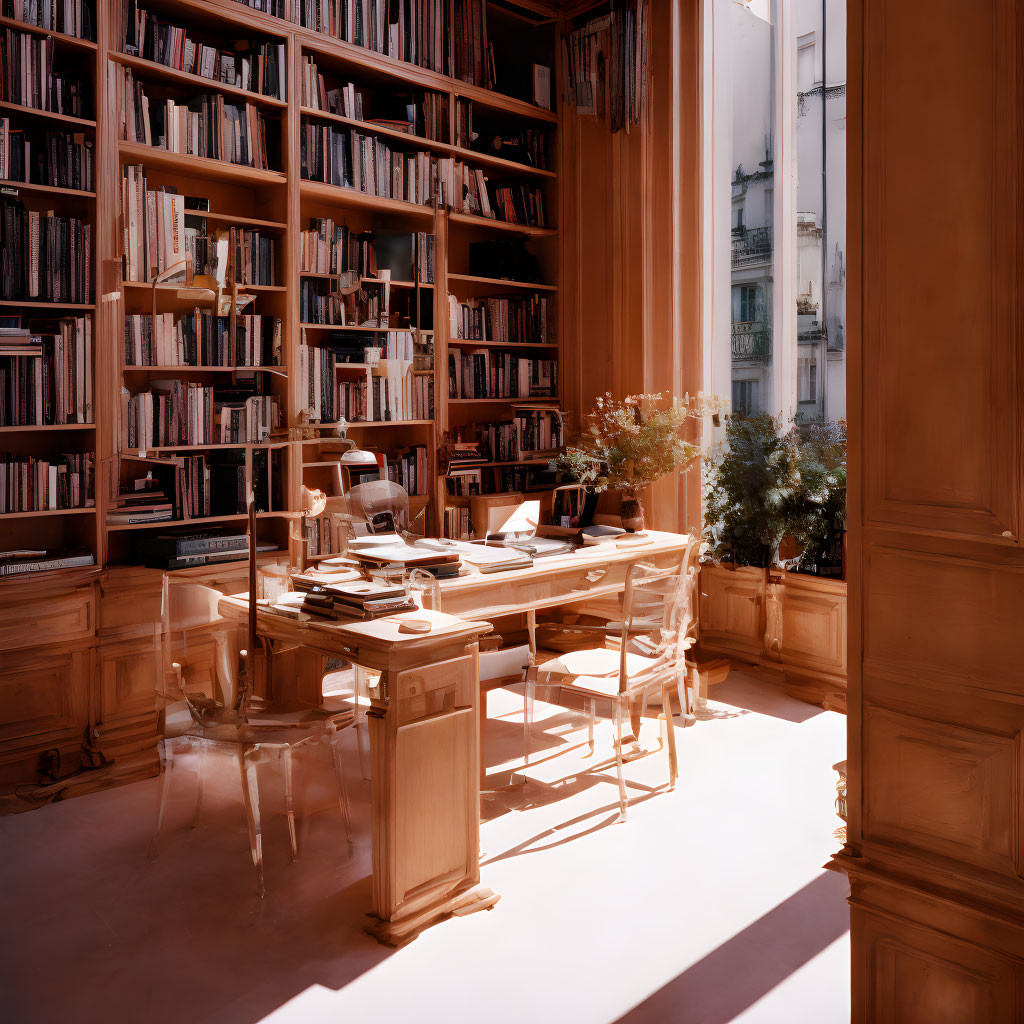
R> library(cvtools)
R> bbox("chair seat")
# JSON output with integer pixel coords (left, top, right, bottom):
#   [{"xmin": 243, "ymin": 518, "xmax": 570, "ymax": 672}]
[{"xmin": 538, "ymin": 646, "xmax": 660, "ymax": 680}]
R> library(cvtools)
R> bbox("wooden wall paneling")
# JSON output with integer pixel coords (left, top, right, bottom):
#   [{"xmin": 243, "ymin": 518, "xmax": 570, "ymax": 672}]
[{"xmin": 839, "ymin": 0, "xmax": 1024, "ymax": 1012}]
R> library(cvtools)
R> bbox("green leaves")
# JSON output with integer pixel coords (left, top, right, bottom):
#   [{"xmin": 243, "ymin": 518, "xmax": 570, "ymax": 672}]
[{"xmin": 703, "ymin": 413, "xmax": 846, "ymax": 571}]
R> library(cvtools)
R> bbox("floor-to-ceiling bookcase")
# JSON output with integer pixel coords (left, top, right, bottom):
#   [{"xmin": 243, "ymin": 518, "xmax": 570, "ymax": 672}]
[{"xmin": 0, "ymin": 0, "xmax": 563, "ymax": 797}]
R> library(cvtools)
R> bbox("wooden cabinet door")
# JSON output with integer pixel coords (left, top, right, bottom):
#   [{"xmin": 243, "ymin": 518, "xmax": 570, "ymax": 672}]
[{"xmin": 844, "ymin": 0, "xmax": 1024, "ymax": 1013}]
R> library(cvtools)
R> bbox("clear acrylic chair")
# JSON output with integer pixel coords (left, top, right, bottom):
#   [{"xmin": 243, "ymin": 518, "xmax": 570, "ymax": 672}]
[
  {"xmin": 524, "ymin": 538, "xmax": 701, "ymax": 821},
  {"xmin": 149, "ymin": 576, "xmax": 355, "ymax": 896}
]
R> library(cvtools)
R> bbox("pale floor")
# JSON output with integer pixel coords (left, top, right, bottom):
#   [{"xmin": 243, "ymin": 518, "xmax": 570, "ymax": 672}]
[{"xmin": 0, "ymin": 671, "xmax": 849, "ymax": 1024}]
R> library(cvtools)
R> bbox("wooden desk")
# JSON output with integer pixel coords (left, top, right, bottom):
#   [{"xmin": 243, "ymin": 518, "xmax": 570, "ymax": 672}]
[
  {"xmin": 432, "ymin": 530, "xmax": 691, "ymax": 620},
  {"xmin": 218, "ymin": 600, "xmax": 495, "ymax": 945},
  {"xmin": 219, "ymin": 530, "xmax": 689, "ymax": 944}
]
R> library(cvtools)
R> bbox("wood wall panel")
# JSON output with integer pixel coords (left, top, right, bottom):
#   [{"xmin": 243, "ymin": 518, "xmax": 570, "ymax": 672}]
[
  {"xmin": 843, "ymin": 0, "xmax": 1024, "ymax": 1014},
  {"xmin": 862, "ymin": 705, "xmax": 1020, "ymax": 878},
  {"xmin": 863, "ymin": 0, "xmax": 1021, "ymax": 539}
]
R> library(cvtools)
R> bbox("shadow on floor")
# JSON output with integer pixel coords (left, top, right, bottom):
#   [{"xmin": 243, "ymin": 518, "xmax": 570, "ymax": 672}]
[
  {"xmin": 710, "ymin": 675, "xmax": 825, "ymax": 724},
  {"xmin": 616, "ymin": 871, "xmax": 850, "ymax": 1024}
]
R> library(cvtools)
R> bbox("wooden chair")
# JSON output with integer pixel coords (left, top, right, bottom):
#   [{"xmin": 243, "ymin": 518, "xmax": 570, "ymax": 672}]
[
  {"xmin": 150, "ymin": 577, "xmax": 355, "ymax": 896},
  {"xmin": 525, "ymin": 539, "xmax": 700, "ymax": 821}
]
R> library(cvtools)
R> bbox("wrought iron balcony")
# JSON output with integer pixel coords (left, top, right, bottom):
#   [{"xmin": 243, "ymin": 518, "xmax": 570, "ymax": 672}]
[
  {"xmin": 732, "ymin": 321, "xmax": 771, "ymax": 363},
  {"xmin": 731, "ymin": 226, "xmax": 773, "ymax": 267}
]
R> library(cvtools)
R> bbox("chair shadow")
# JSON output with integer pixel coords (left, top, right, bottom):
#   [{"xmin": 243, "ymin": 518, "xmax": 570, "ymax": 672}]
[
  {"xmin": 615, "ymin": 871, "xmax": 850, "ymax": 1024},
  {"xmin": 709, "ymin": 675, "xmax": 825, "ymax": 724}
]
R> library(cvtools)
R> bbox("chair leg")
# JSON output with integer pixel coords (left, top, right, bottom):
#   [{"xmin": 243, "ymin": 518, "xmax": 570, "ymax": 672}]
[
  {"xmin": 192, "ymin": 740, "xmax": 205, "ymax": 829},
  {"xmin": 329, "ymin": 731, "xmax": 354, "ymax": 844},
  {"xmin": 354, "ymin": 666, "xmax": 370, "ymax": 781},
  {"xmin": 238, "ymin": 747, "xmax": 265, "ymax": 897},
  {"xmin": 282, "ymin": 746, "xmax": 298, "ymax": 861},
  {"xmin": 586, "ymin": 698, "xmax": 596, "ymax": 756},
  {"xmin": 612, "ymin": 700, "xmax": 628, "ymax": 822},
  {"xmin": 148, "ymin": 737, "xmax": 173, "ymax": 860},
  {"xmin": 662, "ymin": 682, "xmax": 679, "ymax": 789},
  {"xmin": 523, "ymin": 672, "xmax": 536, "ymax": 766}
]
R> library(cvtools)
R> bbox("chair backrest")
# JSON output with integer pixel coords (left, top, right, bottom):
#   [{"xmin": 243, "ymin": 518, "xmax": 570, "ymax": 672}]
[
  {"xmin": 160, "ymin": 575, "xmax": 243, "ymax": 720},
  {"xmin": 347, "ymin": 479, "xmax": 410, "ymax": 534},
  {"xmin": 618, "ymin": 536, "xmax": 701, "ymax": 692}
]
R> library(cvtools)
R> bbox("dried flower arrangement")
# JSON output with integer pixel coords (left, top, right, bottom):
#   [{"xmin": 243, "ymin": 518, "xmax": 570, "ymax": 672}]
[{"xmin": 557, "ymin": 392, "xmax": 704, "ymax": 530}]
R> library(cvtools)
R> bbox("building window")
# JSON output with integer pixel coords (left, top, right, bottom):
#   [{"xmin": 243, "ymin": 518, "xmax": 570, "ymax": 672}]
[
  {"xmin": 705, "ymin": 0, "xmax": 846, "ymax": 424},
  {"xmin": 733, "ymin": 379, "xmax": 760, "ymax": 417},
  {"xmin": 733, "ymin": 284, "xmax": 759, "ymax": 324}
]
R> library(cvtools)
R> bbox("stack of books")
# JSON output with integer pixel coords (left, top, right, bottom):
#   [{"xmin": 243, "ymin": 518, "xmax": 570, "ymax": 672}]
[
  {"xmin": 0, "ymin": 317, "xmax": 93, "ymax": 425},
  {"xmin": 116, "ymin": 68, "xmax": 271, "ymax": 170},
  {"xmin": 448, "ymin": 294, "xmax": 549, "ymax": 344},
  {"xmin": 329, "ymin": 580, "xmax": 417, "ymax": 619},
  {"xmin": 106, "ymin": 481, "xmax": 175, "ymax": 526},
  {"xmin": 137, "ymin": 530, "xmax": 271, "ymax": 570},
  {"xmin": 0, "ymin": 548, "xmax": 95, "ymax": 578},
  {"xmin": 0, "ymin": 122, "xmax": 94, "ymax": 191},
  {"xmin": 123, "ymin": 310, "xmax": 282, "ymax": 368},
  {"xmin": 0, "ymin": 199, "xmax": 92, "ymax": 303},
  {"xmin": 0, "ymin": 451, "xmax": 94, "ymax": 512},
  {"xmin": 122, "ymin": 2, "xmax": 286, "ymax": 101},
  {"xmin": 0, "ymin": 30, "xmax": 89, "ymax": 117}
]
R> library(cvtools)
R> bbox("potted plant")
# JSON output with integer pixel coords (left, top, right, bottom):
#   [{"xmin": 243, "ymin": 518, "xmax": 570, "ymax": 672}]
[
  {"xmin": 702, "ymin": 412, "xmax": 797, "ymax": 567},
  {"xmin": 557, "ymin": 392, "xmax": 701, "ymax": 531},
  {"xmin": 784, "ymin": 419, "xmax": 847, "ymax": 578}
]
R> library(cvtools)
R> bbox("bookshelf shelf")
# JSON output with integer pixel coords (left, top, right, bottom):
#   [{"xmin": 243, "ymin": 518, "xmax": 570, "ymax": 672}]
[
  {"xmin": 110, "ymin": 52, "xmax": 289, "ymax": 111},
  {"xmin": 448, "ymin": 211, "xmax": 557, "ymax": 237},
  {"xmin": 0, "ymin": 300, "xmax": 95, "ymax": 310},
  {"xmin": 0, "ymin": 423, "xmax": 95, "ymax": 432},
  {"xmin": 0, "ymin": 101, "xmax": 96, "ymax": 128},
  {"xmin": 299, "ymin": 272, "xmax": 434, "ymax": 290},
  {"xmin": 117, "ymin": 142, "xmax": 287, "ymax": 185},
  {"xmin": 300, "ymin": 323, "xmax": 433, "ymax": 333},
  {"xmin": 107, "ymin": 511, "xmax": 287, "ymax": 532},
  {"xmin": 198, "ymin": 210, "xmax": 287, "ymax": 231},
  {"xmin": 0, "ymin": 507, "xmax": 96, "ymax": 520},
  {"xmin": 447, "ymin": 273, "xmax": 557, "ymax": 292},
  {"xmin": 0, "ymin": 179, "xmax": 96, "ymax": 199},
  {"xmin": 299, "ymin": 179, "xmax": 436, "ymax": 220},
  {"xmin": 121, "ymin": 365, "xmax": 283, "ymax": 372},
  {"xmin": 122, "ymin": 281, "xmax": 285, "ymax": 294},
  {"xmin": 447, "ymin": 144, "xmax": 557, "ymax": 180},
  {"xmin": 303, "ymin": 420, "xmax": 434, "ymax": 430},
  {"xmin": 453, "ymin": 82, "xmax": 558, "ymax": 124},
  {"xmin": 0, "ymin": 15, "xmax": 98, "ymax": 51},
  {"xmin": 448, "ymin": 397, "xmax": 559, "ymax": 404},
  {"xmin": 447, "ymin": 339, "xmax": 558, "ymax": 349}
]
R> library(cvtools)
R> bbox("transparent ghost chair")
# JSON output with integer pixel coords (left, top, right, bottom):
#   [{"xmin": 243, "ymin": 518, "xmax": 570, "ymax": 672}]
[
  {"xmin": 346, "ymin": 479, "xmax": 411, "ymax": 535},
  {"xmin": 149, "ymin": 576, "xmax": 354, "ymax": 896},
  {"xmin": 524, "ymin": 537, "xmax": 701, "ymax": 821}
]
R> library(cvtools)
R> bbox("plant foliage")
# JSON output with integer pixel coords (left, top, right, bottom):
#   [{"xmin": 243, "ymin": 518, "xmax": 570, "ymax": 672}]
[{"xmin": 558, "ymin": 392, "xmax": 701, "ymax": 496}]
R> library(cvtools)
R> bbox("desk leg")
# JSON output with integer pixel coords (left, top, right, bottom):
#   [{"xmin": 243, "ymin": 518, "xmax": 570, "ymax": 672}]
[{"xmin": 365, "ymin": 642, "xmax": 499, "ymax": 946}]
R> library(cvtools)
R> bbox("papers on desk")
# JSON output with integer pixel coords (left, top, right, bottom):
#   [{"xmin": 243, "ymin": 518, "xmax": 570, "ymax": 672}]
[
  {"xmin": 504, "ymin": 537, "xmax": 574, "ymax": 559},
  {"xmin": 415, "ymin": 538, "xmax": 531, "ymax": 571}
]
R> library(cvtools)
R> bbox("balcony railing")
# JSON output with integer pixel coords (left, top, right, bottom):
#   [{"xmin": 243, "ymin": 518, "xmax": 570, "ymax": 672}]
[
  {"xmin": 732, "ymin": 321, "xmax": 771, "ymax": 363},
  {"xmin": 732, "ymin": 226, "xmax": 773, "ymax": 267}
]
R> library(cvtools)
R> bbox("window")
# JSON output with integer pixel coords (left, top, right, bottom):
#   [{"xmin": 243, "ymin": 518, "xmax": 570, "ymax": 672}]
[
  {"xmin": 732, "ymin": 379, "xmax": 760, "ymax": 417},
  {"xmin": 705, "ymin": 0, "xmax": 846, "ymax": 424},
  {"xmin": 733, "ymin": 284, "xmax": 758, "ymax": 324}
]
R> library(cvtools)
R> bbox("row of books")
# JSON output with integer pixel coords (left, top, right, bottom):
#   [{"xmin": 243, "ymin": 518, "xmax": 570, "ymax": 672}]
[
  {"xmin": 453, "ymin": 0, "xmax": 491, "ymax": 88},
  {"xmin": 0, "ymin": 316, "xmax": 92, "ymax": 425},
  {"xmin": 0, "ymin": 30, "xmax": 88, "ymax": 117},
  {"xmin": 119, "ymin": 382, "xmax": 280, "ymax": 448},
  {"xmin": 336, "ymin": 374, "xmax": 432, "ymax": 424},
  {"xmin": 5, "ymin": 0, "xmax": 94, "ymax": 39},
  {"xmin": 301, "ymin": 122, "xmax": 438, "ymax": 205},
  {"xmin": 117, "ymin": 68, "xmax": 272, "ymax": 170},
  {"xmin": 300, "ymin": 59, "xmax": 450, "ymax": 144},
  {"xmin": 0, "ymin": 451, "xmax": 94, "ymax": 512},
  {"xmin": 299, "ymin": 280, "xmax": 386, "ymax": 327},
  {"xmin": 108, "ymin": 456, "xmax": 214, "ymax": 524},
  {"xmin": 123, "ymin": 311, "xmax": 282, "ymax": 369},
  {"xmin": 0, "ymin": 123, "xmax": 93, "ymax": 191},
  {"xmin": 447, "ymin": 463, "xmax": 552, "ymax": 497},
  {"xmin": 443, "ymin": 504, "xmax": 472, "ymax": 541},
  {"xmin": 563, "ymin": 1, "xmax": 648, "ymax": 133},
  {"xmin": 122, "ymin": 0, "xmax": 287, "ymax": 100},
  {"xmin": 469, "ymin": 411, "xmax": 563, "ymax": 463},
  {"xmin": 0, "ymin": 198, "xmax": 92, "ymax": 303},
  {"xmin": 334, "ymin": 0, "xmax": 447, "ymax": 75},
  {"xmin": 448, "ymin": 350, "xmax": 557, "ymax": 400},
  {"xmin": 439, "ymin": 160, "xmax": 546, "ymax": 227},
  {"xmin": 448, "ymin": 294, "xmax": 550, "ymax": 344},
  {"xmin": 299, "ymin": 219, "xmax": 377, "ymax": 277},
  {"xmin": 384, "ymin": 444, "xmax": 429, "ymax": 496}
]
